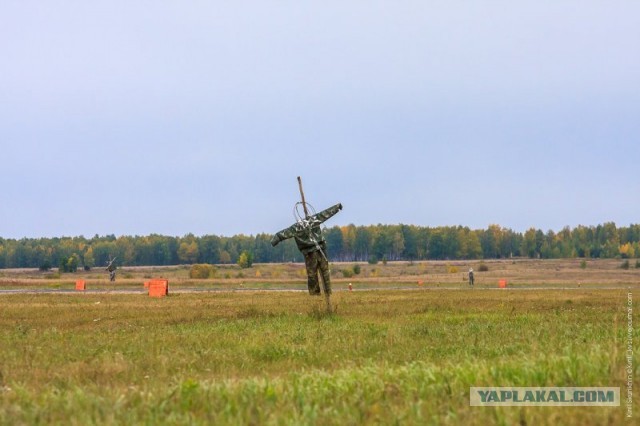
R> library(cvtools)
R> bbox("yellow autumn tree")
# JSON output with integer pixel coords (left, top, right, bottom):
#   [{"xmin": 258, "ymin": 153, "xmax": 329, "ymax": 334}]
[
  {"xmin": 619, "ymin": 243, "xmax": 636, "ymax": 259},
  {"xmin": 178, "ymin": 241, "xmax": 199, "ymax": 264}
]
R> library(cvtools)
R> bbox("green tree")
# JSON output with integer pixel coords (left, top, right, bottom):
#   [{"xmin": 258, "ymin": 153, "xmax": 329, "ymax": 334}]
[
  {"xmin": 522, "ymin": 228, "xmax": 537, "ymax": 258},
  {"xmin": 391, "ymin": 228, "xmax": 405, "ymax": 261},
  {"xmin": 463, "ymin": 229, "xmax": 483, "ymax": 259},
  {"xmin": 219, "ymin": 250, "xmax": 232, "ymax": 264},
  {"xmin": 441, "ymin": 227, "xmax": 460, "ymax": 259},
  {"xmin": 39, "ymin": 260, "xmax": 52, "ymax": 271},
  {"xmin": 400, "ymin": 225, "xmax": 418, "ymax": 260},
  {"xmin": 83, "ymin": 247, "xmax": 95, "ymax": 270},
  {"xmin": 252, "ymin": 234, "xmax": 272, "ymax": 263},
  {"xmin": 428, "ymin": 230, "xmax": 445, "ymax": 259},
  {"xmin": 59, "ymin": 254, "xmax": 79, "ymax": 272},
  {"xmin": 341, "ymin": 225, "xmax": 357, "ymax": 261},
  {"xmin": 324, "ymin": 227, "xmax": 345, "ymax": 261},
  {"xmin": 480, "ymin": 225, "xmax": 502, "ymax": 258},
  {"xmin": 372, "ymin": 227, "xmax": 391, "ymax": 261},
  {"xmin": 116, "ymin": 236, "xmax": 136, "ymax": 265},
  {"xmin": 354, "ymin": 227, "xmax": 372, "ymax": 262},
  {"xmin": 237, "ymin": 250, "xmax": 253, "ymax": 268},
  {"xmin": 199, "ymin": 235, "xmax": 222, "ymax": 264},
  {"xmin": 0, "ymin": 244, "xmax": 6, "ymax": 268},
  {"xmin": 178, "ymin": 240, "xmax": 199, "ymax": 264}
]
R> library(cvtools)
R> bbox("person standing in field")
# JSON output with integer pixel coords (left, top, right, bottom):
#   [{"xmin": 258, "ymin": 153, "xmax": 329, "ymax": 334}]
[
  {"xmin": 107, "ymin": 264, "xmax": 116, "ymax": 282},
  {"xmin": 270, "ymin": 203, "xmax": 342, "ymax": 295},
  {"xmin": 106, "ymin": 257, "xmax": 117, "ymax": 282},
  {"xmin": 468, "ymin": 268, "xmax": 474, "ymax": 286}
]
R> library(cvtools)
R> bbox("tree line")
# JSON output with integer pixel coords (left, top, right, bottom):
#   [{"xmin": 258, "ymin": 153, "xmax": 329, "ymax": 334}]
[{"xmin": 0, "ymin": 222, "xmax": 639, "ymax": 270}]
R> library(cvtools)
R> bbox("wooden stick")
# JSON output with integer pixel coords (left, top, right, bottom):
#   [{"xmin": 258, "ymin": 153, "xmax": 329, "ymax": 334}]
[{"xmin": 297, "ymin": 176, "xmax": 310, "ymax": 218}]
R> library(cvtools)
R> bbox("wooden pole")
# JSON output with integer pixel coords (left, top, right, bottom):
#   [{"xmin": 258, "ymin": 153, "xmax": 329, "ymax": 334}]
[
  {"xmin": 297, "ymin": 176, "xmax": 310, "ymax": 218},
  {"xmin": 296, "ymin": 176, "xmax": 332, "ymax": 312}
]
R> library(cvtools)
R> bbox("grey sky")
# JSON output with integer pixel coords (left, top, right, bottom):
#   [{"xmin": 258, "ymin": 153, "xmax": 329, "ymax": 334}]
[{"xmin": 1, "ymin": 2, "xmax": 638, "ymax": 239}]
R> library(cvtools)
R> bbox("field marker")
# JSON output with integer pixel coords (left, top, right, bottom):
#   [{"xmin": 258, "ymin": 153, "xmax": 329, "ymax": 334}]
[
  {"xmin": 148, "ymin": 279, "xmax": 169, "ymax": 297},
  {"xmin": 499, "ymin": 279, "xmax": 508, "ymax": 288},
  {"xmin": 75, "ymin": 280, "xmax": 86, "ymax": 291}
]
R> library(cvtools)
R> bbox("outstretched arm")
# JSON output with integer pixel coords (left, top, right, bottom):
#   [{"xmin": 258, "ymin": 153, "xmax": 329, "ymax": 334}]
[
  {"xmin": 270, "ymin": 222, "xmax": 304, "ymax": 247},
  {"xmin": 312, "ymin": 203, "xmax": 343, "ymax": 224}
]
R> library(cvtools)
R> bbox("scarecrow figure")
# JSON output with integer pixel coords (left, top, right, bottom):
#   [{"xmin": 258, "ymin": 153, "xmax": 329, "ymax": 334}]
[
  {"xmin": 271, "ymin": 202, "xmax": 342, "ymax": 295},
  {"xmin": 270, "ymin": 177, "xmax": 342, "ymax": 305}
]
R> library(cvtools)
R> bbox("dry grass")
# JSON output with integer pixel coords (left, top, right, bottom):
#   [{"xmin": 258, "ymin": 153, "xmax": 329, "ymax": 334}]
[{"xmin": 0, "ymin": 259, "xmax": 638, "ymax": 424}]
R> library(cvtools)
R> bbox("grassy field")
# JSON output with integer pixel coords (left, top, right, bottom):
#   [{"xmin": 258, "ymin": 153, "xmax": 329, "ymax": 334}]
[
  {"xmin": 0, "ymin": 260, "xmax": 639, "ymax": 425},
  {"xmin": 1, "ymin": 258, "xmax": 638, "ymax": 291}
]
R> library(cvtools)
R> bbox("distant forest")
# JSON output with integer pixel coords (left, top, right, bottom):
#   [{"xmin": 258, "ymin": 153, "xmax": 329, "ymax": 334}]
[{"xmin": 1, "ymin": 222, "xmax": 639, "ymax": 270}]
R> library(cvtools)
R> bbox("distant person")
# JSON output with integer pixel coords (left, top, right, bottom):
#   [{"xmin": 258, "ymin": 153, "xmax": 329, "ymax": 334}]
[
  {"xmin": 106, "ymin": 257, "xmax": 117, "ymax": 282},
  {"xmin": 107, "ymin": 265, "xmax": 116, "ymax": 282},
  {"xmin": 468, "ymin": 268, "xmax": 474, "ymax": 286}
]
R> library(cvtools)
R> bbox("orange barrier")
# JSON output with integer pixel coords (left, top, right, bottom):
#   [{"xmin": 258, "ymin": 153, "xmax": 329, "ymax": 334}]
[
  {"xmin": 75, "ymin": 280, "xmax": 86, "ymax": 291},
  {"xmin": 498, "ymin": 279, "xmax": 507, "ymax": 288},
  {"xmin": 148, "ymin": 279, "xmax": 169, "ymax": 297}
]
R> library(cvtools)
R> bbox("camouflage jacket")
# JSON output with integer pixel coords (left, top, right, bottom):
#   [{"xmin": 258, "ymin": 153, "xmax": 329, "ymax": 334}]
[{"xmin": 271, "ymin": 203, "xmax": 343, "ymax": 255}]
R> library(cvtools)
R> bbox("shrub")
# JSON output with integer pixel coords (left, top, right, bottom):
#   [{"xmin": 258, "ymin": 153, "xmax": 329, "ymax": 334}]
[
  {"xmin": 368, "ymin": 255, "xmax": 378, "ymax": 265},
  {"xmin": 580, "ymin": 260, "xmax": 587, "ymax": 269},
  {"xmin": 353, "ymin": 264, "xmax": 361, "ymax": 275},
  {"xmin": 237, "ymin": 251, "xmax": 253, "ymax": 269},
  {"xmin": 189, "ymin": 264, "xmax": 216, "ymax": 279},
  {"xmin": 446, "ymin": 265, "xmax": 459, "ymax": 274},
  {"xmin": 636, "ymin": 260, "xmax": 640, "ymax": 269},
  {"xmin": 621, "ymin": 260, "xmax": 630, "ymax": 270},
  {"xmin": 342, "ymin": 269, "xmax": 354, "ymax": 278},
  {"xmin": 478, "ymin": 263, "xmax": 489, "ymax": 272},
  {"xmin": 59, "ymin": 255, "xmax": 79, "ymax": 273}
]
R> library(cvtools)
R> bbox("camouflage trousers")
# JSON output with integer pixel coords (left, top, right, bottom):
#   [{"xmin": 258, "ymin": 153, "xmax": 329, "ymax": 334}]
[{"xmin": 304, "ymin": 250, "xmax": 331, "ymax": 295}]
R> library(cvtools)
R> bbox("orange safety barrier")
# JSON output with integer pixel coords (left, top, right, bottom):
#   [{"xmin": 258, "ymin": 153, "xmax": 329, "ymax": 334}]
[
  {"xmin": 148, "ymin": 279, "xmax": 169, "ymax": 297},
  {"xmin": 498, "ymin": 279, "xmax": 507, "ymax": 288},
  {"xmin": 75, "ymin": 280, "xmax": 86, "ymax": 291}
]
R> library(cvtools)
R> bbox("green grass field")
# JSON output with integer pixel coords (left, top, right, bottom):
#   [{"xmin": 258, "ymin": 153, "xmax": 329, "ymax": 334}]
[{"xmin": 1, "ymin": 282, "xmax": 638, "ymax": 424}]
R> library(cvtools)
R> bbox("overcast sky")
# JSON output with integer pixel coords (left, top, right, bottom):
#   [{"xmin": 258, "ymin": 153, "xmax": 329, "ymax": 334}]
[{"xmin": 1, "ymin": 1, "xmax": 638, "ymax": 239}]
